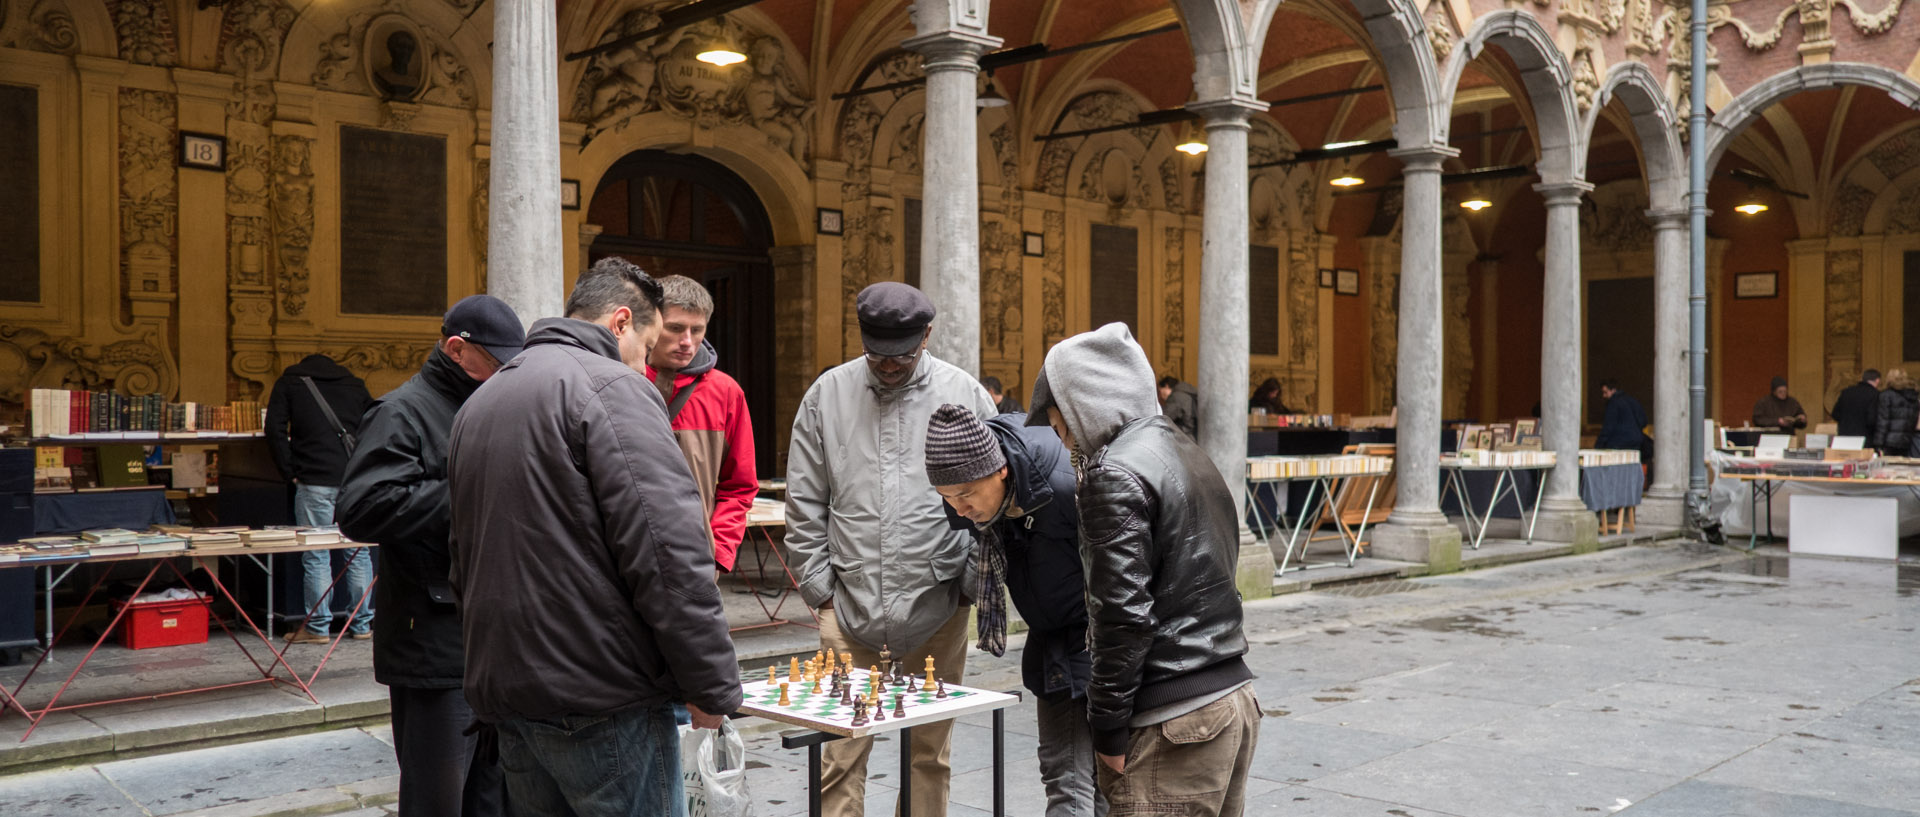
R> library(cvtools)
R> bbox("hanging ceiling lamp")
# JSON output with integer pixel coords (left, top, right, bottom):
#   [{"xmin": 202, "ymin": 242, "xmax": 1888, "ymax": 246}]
[
  {"xmin": 1460, "ymin": 197, "xmax": 1492, "ymax": 211},
  {"xmin": 1174, "ymin": 122, "xmax": 1207, "ymax": 155},
  {"xmin": 696, "ymin": 32, "xmax": 747, "ymax": 66},
  {"xmin": 1330, "ymin": 175, "xmax": 1365, "ymax": 187},
  {"xmin": 977, "ymin": 73, "xmax": 1010, "ymax": 108}
]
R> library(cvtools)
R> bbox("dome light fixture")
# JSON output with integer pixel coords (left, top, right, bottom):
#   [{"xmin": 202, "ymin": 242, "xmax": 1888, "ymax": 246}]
[
  {"xmin": 1461, "ymin": 198, "xmax": 1492, "ymax": 211},
  {"xmin": 977, "ymin": 76, "xmax": 1010, "ymax": 109},
  {"xmin": 1330, "ymin": 175, "xmax": 1365, "ymax": 187},
  {"xmin": 1175, "ymin": 139, "xmax": 1208, "ymax": 156},
  {"xmin": 1735, "ymin": 202, "xmax": 1768, "ymax": 215}
]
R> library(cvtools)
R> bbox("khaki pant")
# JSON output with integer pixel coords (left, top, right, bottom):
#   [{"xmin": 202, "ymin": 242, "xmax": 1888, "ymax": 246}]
[
  {"xmin": 1096, "ymin": 685, "xmax": 1260, "ymax": 817},
  {"xmin": 818, "ymin": 605, "xmax": 970, "ymax": 817}
]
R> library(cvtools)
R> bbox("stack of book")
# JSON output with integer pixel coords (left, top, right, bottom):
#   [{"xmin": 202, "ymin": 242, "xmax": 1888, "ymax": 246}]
[
  {"xmin": 1450, "ymin": 450, "xmax": 1558, "ymax": 467},
  {"xmin": 1578, "ymin": 449, "xmax": 1642, "ymax": 467},
  {"xmin": 80, "ymin": 528, "xmax": 144, "ymax": 557},
  {"xmin": 1247, "ymin": 454, "xmax": 1396, "ymax": 480},
  {"xmin": 28, "ymin": 388, "xmax": 265, "ymax": 438},
  {"xmin": 185, "ymin": 526, "xmax": 246, "ymax": 548},
  {"xmin": 295, "ymin": 528, "xmax": 343, "ymax": 546},
  {"xmin": 239, "ymin": 529, "xmax": 297, "ymax": 547}
]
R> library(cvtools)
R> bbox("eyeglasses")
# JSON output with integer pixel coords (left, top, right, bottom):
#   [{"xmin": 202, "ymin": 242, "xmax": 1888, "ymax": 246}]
[{"xmin": 864, "ymin": 350, "xmax": 921, "ymax": 365}]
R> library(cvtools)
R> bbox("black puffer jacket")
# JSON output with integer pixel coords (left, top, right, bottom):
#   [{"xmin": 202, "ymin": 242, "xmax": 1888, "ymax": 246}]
[
  {"xmin": 337, "ymin": 348, "xmax": 478, "ymax": 689},
  {"xmin": 1027, "ymin": 323, "xmax": 1251, "ymax": 757},
  {"xmin": 264, "ymin": 354, "xmax": 373, "ymax": 487},
  {"xmin": 1872, "ymin": 387, "xmax": 1918, "ymax": 454},
  {"xmin": 942, "ymin": 412, "xmax": 1089, "ymax": 700}
]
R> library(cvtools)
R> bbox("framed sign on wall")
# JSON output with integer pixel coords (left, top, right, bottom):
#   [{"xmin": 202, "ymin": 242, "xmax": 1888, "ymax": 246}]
[{"xmin": 1735, "ymin": 271, "xmax": 1777, "ymax": 299}]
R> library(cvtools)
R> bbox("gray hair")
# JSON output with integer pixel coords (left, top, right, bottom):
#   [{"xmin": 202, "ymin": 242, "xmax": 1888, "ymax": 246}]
[
  {"xmin": 655, "ymin": 275, "xmax": 714, "ymax": 319},
  {"xmin": 566, "ymin": 257, "xmax": 664, "ymax": 324}
]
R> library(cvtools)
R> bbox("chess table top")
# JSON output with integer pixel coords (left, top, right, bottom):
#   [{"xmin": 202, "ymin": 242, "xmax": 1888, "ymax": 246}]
[{"xmin": 737, "ymin": 669, "xmax": 1019, "ymax": 738}]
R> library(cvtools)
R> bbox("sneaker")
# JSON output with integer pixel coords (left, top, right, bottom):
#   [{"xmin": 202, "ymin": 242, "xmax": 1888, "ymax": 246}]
[
  {"xmin": 284, "ymin": 629, "xmax": 330, "ymax": 644},
  {"xmin": 349, "ymin": 630, "xmax": 372, "ymax": 641}
]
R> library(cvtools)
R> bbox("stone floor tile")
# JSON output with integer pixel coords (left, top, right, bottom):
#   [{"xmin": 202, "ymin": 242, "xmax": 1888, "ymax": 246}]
[
  {"xmin": 1697, "ymin": 734, "xmax": 1920, "ymax": 813},
  {"xmin": 0, "ymin": 767, "xmax": 146, "ymax": 817},
  {"xmin": 95, "ymin": 728, "xmax": 396, "ymax": 815},
  {"xmin": 1246, "ymin": 717, "xmax": 1426, "ymax": 784},
  {"xmin": 1310, "ymin": 740, "xmax": 1683, "ymax": 817},
  {"xmin": 1443, "ymin": 705, "xmax": 1773, "ymax": 774},
  {"xmin": 1618, "ymin": 780, "xmax": 1920, "ymax": 817},
  {"xmin": 1294, "ymin": 689, "xmax": 1539, "ymax": 741}
]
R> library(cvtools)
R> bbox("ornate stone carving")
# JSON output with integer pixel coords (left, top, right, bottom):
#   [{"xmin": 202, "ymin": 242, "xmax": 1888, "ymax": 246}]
[
  {"xmin": 1866, "ymin": 128, "xmax": 1920, "ymax": 180},
  {"xmin": 1426, "ymin": 4, "xmax": 1454, "ymax": 62},
  {"xmin": 112, "ymin": 0, "xmax": 177, "ymax": 66},
  {"xmin": 1583, "ymin": 197, "xmax": 1656, "ymax": 252},
  {"xmin": 473, "ymin": 158, "xmax": 490, "ymax": 291},
  {"xmin": 309, "ymin": 11, "xmax": 477, "ymax": 109},
  {"xmin": 1684, "ymin": 0, "xmax": 1901, "ymax": 55},
  {"xmin": 1163, "ymin": 227, "xmax": 1185, "ymax": 365},
  {"xmin": 571, "ymin": 5, "xmax": 811, "ymax": 161},
  {"xmin": 218, "ymin": 0, "xmax": 296, "ymax": 78},
  {"xmin": 1037, "ymin": 91, "xmax": 1150, "ymax": 198},
  {"xmin": 1041, "ymin": 210, "xmax": 1066, "ymax": 348},
  {"xmin": 1887, "ymin": 186, "xmax": 1920, "ymax": 234},
  {"xmin": 1828, "ymin": 181, "xmax": 1874, "ymax": 236},
  {"xmin": 1572, "ymin": 48, "xmax": 1601, "ymax": 112},
  {"xmin": 1369, "ymin": 259, "xmax": 1399, "ymax": 412},
  {"xmin": 119, "ymin": 90, "xmax": 176, "ymax": 300},
  {"xmin": 1286, "ymin": 238, "xmax": 1320, "ymax": 409},
  {"xmin": 272, "ymin": 135, "xmax": 314, "ymax": 318},
  {"xmin": 6, "ymin": 0, "xmax": 78, "ymax": 54},
  {"xmin": 0, "ymin": 324, "xmax": 175, "ymax": 400},
  {"xmin": 1823, "ymin": 249, "xmax": 1862, "ymax": 392}
]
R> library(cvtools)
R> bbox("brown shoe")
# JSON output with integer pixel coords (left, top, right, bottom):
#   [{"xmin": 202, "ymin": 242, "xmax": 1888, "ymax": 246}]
[
  {"xmin": 349, "ymin": 630, "xmax": 372, "ymax": 641},
  {"xmin": 284, "ymin": 629, "xmax": 330, "ymax": 644}
]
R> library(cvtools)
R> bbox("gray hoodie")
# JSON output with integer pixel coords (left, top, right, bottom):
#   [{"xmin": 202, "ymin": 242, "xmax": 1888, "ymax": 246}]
[{"xmin": 1026, "ymin": 323, "xmax": 1162, "ymax": 455}]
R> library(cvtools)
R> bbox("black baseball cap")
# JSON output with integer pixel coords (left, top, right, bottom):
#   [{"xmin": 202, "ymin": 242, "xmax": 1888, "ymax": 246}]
[
  {"xmin": 857, "ymin": 282, "xmax": 935, "ymax": 357},
  {"xmin": 443, "ymin": 294, "xmax": 526, "ymax": 364}
]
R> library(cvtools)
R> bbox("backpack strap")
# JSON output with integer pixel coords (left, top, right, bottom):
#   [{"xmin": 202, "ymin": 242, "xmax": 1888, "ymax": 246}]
[
  {"xmin": 300, "ymin": 376, "xmax": 358, "ymax": 455},
  {"xmin": 666, "ymin": 374, "xmax": 706, "ymax": 422}
]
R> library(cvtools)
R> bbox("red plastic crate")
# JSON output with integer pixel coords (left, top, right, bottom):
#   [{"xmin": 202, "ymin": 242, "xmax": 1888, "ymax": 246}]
[{"xmin": 111, "ymin": 597, "xmax": 210, "ymax": 650}]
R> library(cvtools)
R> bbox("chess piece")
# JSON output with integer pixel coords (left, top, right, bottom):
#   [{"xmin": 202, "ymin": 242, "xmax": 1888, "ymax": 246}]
[
  {"xmin": 894, "ymin": 693, "xmax": 906, "ymax": 719},
  {"xmin": 811, "ymin": 674, "xmax": 822, "ymax": 695},
  {"xmin": 778, "ymin": 682, "xmax": 790, "ymax": 706},
  {"xmin": 840, "ymin": 682, "xmax": 853, "ymax": 706},
  {"xmin": 851, "ymin": 699, "xmax": 868, "ymax": 727},
  {"xmin": 936, "ymin": 679, "xmax": 948, "ymax": 699},
  {"xmin": 842, "ymin": 651, "xmax": 853, "ymax": 670},
  {"xmin": 791, "ymin": 656, "xmax": 801, "ymax": 684},
  {"xmin": 768, "ymin": 665, "xmax": 777, "ymax": 685},
  {"xmin": 906, "ymin": 673, "xmax": 918, "ymax": 693},
  {"xmin": 879, "ymin": 643, "xmax": 892, "ymax": 668},
  {"xmin": 890, "ymin": 660, "xmax": 906, "ymax": 686},
  {"xmin": 872, "ymin": 699, "xmax": 886, "ymax": 721}
]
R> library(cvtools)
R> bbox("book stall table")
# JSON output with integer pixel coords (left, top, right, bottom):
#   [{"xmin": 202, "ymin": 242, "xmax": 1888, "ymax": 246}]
[
  {"xmin": 1439, "ymin": 456, "xmax": 1556, "ymax": 549},
  {"xmin": 1, "ymin": 538, "xmax": 375, "ymax": 743},
  {"xmin": 734, "ymin": 500, "xmax": 817, "ymax": 633},
  {"xmin": 1244, "ymin": 455, "xmax": 1394, "ymax": 574},
  {"xmin": 738, "ymin": 666, "xmax": 1022, "ymax": 817},
  {"xmin": 1714, "ymin": 470, "xmax": 1920, "ymax": 551}
]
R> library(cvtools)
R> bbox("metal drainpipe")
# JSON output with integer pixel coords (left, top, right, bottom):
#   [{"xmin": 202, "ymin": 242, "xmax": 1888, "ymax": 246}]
[{"xmin": 1686, "ymin": 0, "xmax": 1711, "ymax": 527}]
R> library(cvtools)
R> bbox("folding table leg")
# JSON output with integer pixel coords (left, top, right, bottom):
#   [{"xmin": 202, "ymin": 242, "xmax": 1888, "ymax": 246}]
[
  {"xmin": 808, "ymin": 743, "xmax": 822, "ymax": 817},
  {"xmin": 899, "ymin": 724, "xmax": 912, "ymax": 817},
  {"xmin": 993, "ymin": 708, "xmax": 1006, "ymax": 817}
]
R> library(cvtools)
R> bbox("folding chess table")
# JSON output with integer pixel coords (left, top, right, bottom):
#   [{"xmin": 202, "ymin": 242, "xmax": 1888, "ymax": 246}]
[
  {"xmin": 3, "ymin": 540, "xmax": 375, "ymax": 742},
  {"xmin": 737, "ymin": 670, "xmax": 1022, "ymax": 817}
]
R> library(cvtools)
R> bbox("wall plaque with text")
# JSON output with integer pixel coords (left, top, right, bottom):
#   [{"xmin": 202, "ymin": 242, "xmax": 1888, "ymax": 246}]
[{"xmin": 339, "ymin": 125, "xmax": 446, "ymax": 316}]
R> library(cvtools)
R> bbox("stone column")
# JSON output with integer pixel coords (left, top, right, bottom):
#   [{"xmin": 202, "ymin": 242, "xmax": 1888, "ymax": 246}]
[
  {"xmin": 487, "ymin": 0, "xmax": 565, "ymax": 326},
  {"xmin": 1191, "ymin": 98, "xmax": 1275, "ymax": 599},
  {"xmin": 904, "ymin": 29, "xmax": 1000, "ymax": 376},
  {"xmin": 1369, "ymin": 147, "xmax": 1463, "ymax": 571},
  {"xmin": 1535, "ymin": 181, "xmax": 1599, "ymax": 548},
  {"xmin": 1643, "ymin": 208, "xmax": 1688, "ymax": 527}
]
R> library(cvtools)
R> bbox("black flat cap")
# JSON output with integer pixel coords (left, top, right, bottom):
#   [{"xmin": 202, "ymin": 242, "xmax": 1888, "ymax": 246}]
[{"xmin": 857, "ymin": 282, "xmax": 935, "ymax": 356}]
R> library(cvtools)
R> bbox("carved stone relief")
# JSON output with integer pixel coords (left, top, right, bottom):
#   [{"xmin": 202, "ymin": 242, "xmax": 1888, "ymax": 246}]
[
  {"xmin": 1582, "ymin": 196, "xmax": 1655, "ymax": 252},
  {"xmin": 571, "ymin": 4, "xmax": 811, "ymax": 160},
  {"xmin": 1042, "ymin": 210, "xmax": 1066, "ymax": 348},
  {"xmin": 271, "ymin": 135, "xmax": 314, "ymax": 320},
  {"xmin": 1823, "ymin": 249, "xmax": 1862, "ymax": 393},
  {"xmin": 310, "ymin": 10, "xmax": 477, "ymax": 110},
  {"xmin": 218, "ymin": 0, "xmax": 296, "ymax": 79},
  {"xmin": 3, "ymin": 0, "xmax": 78, "ymax": 54},
  {"xmin": 119, "ymin": 90, "xmax": 176, "ymax": 302},
  {"xmin": 1370, "ymin": 257, "xmax": 1399, "ymax": 413},
  {"xmin": 1036, "ymin": 91, "xmax": 1150, "ymax": 198},
  {"xmin": 112, "ymin": 0, "xmax": 177, "ymax": 66},
  {"xmin": 1287, "ymin": 238, "xmax": 1320, "ymax": 405},
  {"xmin": 1163, "ymin": 226, "xmax": 1185, "ymax": 367},
  {"xmin": 0, "ymin": 324, "xmax": 175, "ymax": 400},
  {"xmin": 472, "ymin": 158, "xmax": 490, "ymax": 291}
]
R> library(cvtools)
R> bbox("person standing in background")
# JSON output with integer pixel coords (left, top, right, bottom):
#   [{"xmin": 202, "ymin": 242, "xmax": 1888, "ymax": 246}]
[
  {"xmin": 644, "ymin": 274, "xmax": 756, "ymax": 573},
  {"xmin": 1831, "ymin": 369, "xmax": 1881, "ymax": 440},
  {"xmin": 1157, "ymin": 376, "xmax": 1200, "ymax": 441},
  {"xmin": 981, "ymin": 375, "xmax": 1023, "ymax": 414},
  {"xmin": 1870, "ymin": 369, "xmax": 1918, "ymax": 455},
  {"xmin": 265, "ymin": 353, "xmax": 374, "ymax": 644}
]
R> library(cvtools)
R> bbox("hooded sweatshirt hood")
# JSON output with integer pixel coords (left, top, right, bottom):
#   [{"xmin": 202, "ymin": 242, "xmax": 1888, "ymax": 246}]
[
  {"xmin": 681, "ymin": 339, "xmax": 718, "ymax": 377},
  {"xmin": 1025, "ymin": 323, "xmax": 1160, "ymax": 455},
  {"xmin": 283, "ymin": 353, "xmax": 356, "ymax": 381}
]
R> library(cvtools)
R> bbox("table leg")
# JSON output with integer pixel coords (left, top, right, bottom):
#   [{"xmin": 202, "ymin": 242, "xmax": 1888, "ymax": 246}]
[
  {"xmin": 1523, "ymin": 469, "xmax": 1548, "ymax": 543},
  {"xmin": 18, "ymin": 560, "xmax": 163, "ymax": 741},
  {"xmin": 1277, "ymin": 480, "xmax": 1319, "ymax": 575},
  {"xmin": 993, "ymin": 707, "xmax": 1006, "ymax": 817},
  {"xmin": 899, "ymin": 723, "xmax": 913, "ymax": 817},
  {"xmin": 808, "ymin": 743, "xmax": 822, "ymax": 817},
  {"xmin": 1348, "ymin": 479, "xmax": 1382, "ymax": 566},
  {"xmin": 1765, "ymin": 481, "xmax": 1776, "ymax": 544}
]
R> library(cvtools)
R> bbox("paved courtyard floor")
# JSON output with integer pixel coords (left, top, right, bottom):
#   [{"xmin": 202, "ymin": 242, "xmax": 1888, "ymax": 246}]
[{"xmin": 4, "ymin": 542, "xmax": 1919, "ymax": 816}]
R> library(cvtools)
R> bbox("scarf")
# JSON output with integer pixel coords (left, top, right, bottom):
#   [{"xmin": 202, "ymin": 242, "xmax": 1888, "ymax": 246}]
[{"xmin": 972, "ymin": 488, "xmax": 1018, "ymax": 657}]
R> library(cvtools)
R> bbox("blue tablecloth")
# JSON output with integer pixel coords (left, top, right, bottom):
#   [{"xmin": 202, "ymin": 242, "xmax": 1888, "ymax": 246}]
[
  {"xmin": 1580, "ymin": 463, "xmax": 1644, "ymax": 511},
  {"xmin": 34, "ymin": 489, "xmax": 176, "ymax": 535}
]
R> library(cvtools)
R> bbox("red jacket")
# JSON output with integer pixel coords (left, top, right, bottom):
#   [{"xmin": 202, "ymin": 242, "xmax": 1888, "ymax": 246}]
[{"xmin": 647, "ymin": 342, "xmax": 756, "ymax": 571}]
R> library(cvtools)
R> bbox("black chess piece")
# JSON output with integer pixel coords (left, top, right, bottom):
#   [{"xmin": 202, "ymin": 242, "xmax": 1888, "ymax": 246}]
[
  {"xmin": 905, "ymin": 673, "xmax": 918, "ymax": 693},
  {"xmin": 890, "ymin": 660, "xmax": 906, "ymax": 687},
  {"xmin": 840, "ymin": 681, "xmax": 853, "ymax": 706},
  {"xmin": 872, "ymin": 699, "xmax": 887, "ymax": 721},
  {"xmin": 893, "ymin": 693, "xmax": 906, "ymax": 719},
  {"xmin": 851, "ymin": 699, "xmax": 868, "ymax": 727},
  {"xmin": 935, "ymin": 679, "xmax": 948, "ymax": 699}
]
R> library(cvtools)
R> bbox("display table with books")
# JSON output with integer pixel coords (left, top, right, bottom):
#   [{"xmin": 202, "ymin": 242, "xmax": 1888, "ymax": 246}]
[
  {"xmin": 0, "ymin": 526, "xmax": 374, "ymax": 743},
  {"xmin": 1244, "ymin": 454, "xmax": 1394, "ymax": 574},
  {"xmin": 1439, "ymin": 452, "xmax": 1556, "ymax": 549}
]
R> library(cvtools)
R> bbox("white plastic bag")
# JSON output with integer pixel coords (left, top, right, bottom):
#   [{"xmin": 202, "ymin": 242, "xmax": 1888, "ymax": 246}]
[{"xmin": 681, "ymin": 720, "xmax": 752, "ymax": 817}]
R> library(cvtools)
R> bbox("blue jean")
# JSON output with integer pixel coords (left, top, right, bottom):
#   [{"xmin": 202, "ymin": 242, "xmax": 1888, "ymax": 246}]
[
  {"xmin": 495, "ymin": 705, "xmax": 684, "ymax": 817},
  {"xmin": 294, "ymin": 483, "xmax": 374, "ymax": 635}
]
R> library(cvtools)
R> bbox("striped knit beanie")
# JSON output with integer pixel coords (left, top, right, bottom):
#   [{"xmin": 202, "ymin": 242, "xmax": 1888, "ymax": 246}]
[{"xmin": 925, "ymin": 404, "xmax": 1007, "ymax": 486}]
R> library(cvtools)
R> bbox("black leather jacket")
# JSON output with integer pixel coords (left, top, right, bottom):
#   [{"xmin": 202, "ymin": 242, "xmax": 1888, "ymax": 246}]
[{"xmin": 1077, "ymin": 415, "xmax": 1251, "ymax": 755}]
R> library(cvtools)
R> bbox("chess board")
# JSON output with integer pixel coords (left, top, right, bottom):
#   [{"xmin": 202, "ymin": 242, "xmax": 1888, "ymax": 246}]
[{"xmin": 736, "ymin": 669, "xmax": 1018, "ymax": 738}]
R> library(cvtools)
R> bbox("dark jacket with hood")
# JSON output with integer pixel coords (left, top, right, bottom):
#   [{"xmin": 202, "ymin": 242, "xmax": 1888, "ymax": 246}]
[
  {"xmin": 1832, "ymin": 380, "xmax": 1880, "ymax": 440},
  {"xmin": 1027, "ymin": 322, "xmax": 1252, "ymax": 757},
  {"xmin": 941, "ymin": 412, "xmax": 1090, "ymax": 700},
  {"xmin": 1161, "ymin": 381, "xmax": 1200, "ymax": 440},
  {"xmin": 337, "ymin": 347, "xmax": 478, "ymax": 689},
  {"xmin": 448, "ymin": 318, "xmax": 741, "ymax": 722},
  {"xmin": 1871, "ymin": 386, "xmax": 1919, "ymax": 454},
  {"xmin": 265, "ymin": 354, "xmax": 373, "ymax": 488},
  {"xmin": 1595, "ymin": 391, "xmax": 1649, "ymax": 452}
]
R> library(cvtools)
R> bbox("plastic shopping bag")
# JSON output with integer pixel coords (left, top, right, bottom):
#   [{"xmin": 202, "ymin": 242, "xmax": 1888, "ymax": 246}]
[{"xmin": 681, "ymin": 720, "xmax": 752, "ymax": 817}]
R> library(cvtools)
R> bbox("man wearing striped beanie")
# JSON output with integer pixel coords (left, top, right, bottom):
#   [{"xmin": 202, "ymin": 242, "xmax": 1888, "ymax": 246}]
[{"xmin": 926, "ymin": 404, "xmax": 1101, "ymax": 817}]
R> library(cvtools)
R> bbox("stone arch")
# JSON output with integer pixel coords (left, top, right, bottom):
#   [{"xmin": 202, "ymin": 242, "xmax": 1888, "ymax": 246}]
[
  {"xmin": 1174, "ymin": 0, "xmax": 1261, "ymax": 104},
  {"xmin": 1440, "ymin": 9, "xmax": 1580, "ymax": 184},
  {"xmin": 1704, "ymin": 63, "xmax": 1920, "ymax": 177},
  {"xmin": 1249, "ymin": 0, "xmax": 1444, "ymax": 148},
  {"xmin": 575, "ymin": 112, "xmax": 813, "ymax": 246},
  {"xmin": 1863, "ymin": 163, "xmax": 1920, "ymax": 235},
  {"xmin": 1583, "ymin": 61, "xmax": 1684, "ymax": 211}
]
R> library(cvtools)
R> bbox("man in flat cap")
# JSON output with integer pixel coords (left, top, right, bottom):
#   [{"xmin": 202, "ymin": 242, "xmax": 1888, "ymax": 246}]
[{"xmin": 785, "ymin": 282, "xmax": 998, "ymax": 817}]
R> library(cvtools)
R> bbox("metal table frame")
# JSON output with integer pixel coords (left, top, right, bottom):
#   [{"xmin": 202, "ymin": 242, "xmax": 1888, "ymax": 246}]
[
  {"xmin": 767, "ymin": 689, "xmax": 1020, "ymax": 817},
  {"xmin": 5, "ymin": 543, "xmax": 375, "ymax": 742},
  {"xmin": 729, "ymin": 519, "xmax": 818, "ymax": 633},
  {"xmin": 1439, "ymin": 462, "xmax": 1553, "ymax": 549},
  {"xmin": 1246, "ymin": 471, "xmax": 1389, "ymax": 574}
]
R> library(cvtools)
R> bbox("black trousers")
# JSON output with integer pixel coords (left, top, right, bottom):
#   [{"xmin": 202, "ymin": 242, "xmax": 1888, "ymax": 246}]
[{"xmin": 390, "ymin": 685, "xmax": 507, "ymax": 817}]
